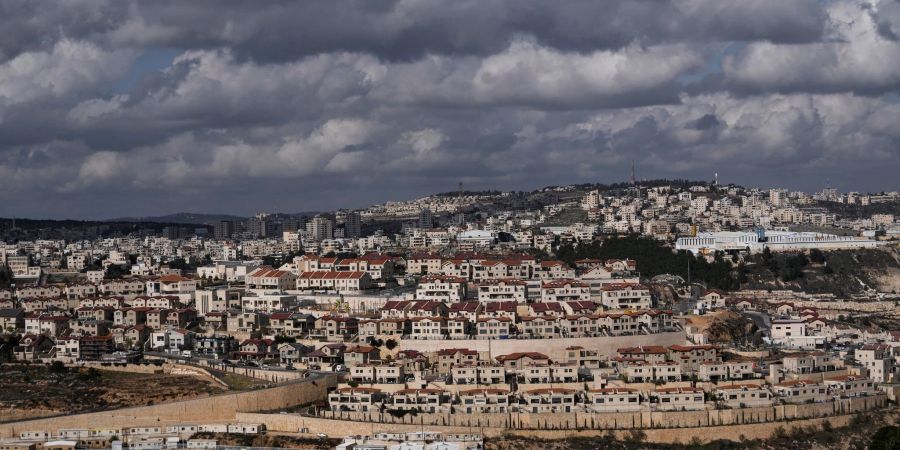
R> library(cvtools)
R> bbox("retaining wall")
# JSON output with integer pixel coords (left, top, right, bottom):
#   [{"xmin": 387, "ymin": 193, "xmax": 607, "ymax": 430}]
[
  {"xmin": 292, "ymin": 394, "xmax": 884, "ymax": 431},
  {"xmin": 398, "ymin": 331, "xmax": 687, "ymax": 360},
  {"xmin": 0, "ymin": 375, "xmax": 338, "ymax": 438},
  {"xmin": 237, "ymin": 395, "xmax": 886, "ymax": 443}
]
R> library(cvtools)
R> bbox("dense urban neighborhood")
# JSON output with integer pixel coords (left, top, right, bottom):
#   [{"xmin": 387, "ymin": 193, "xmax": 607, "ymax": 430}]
[
  {"xmin": 0, "ymin": 181, "xmax": 899, "ymax": 449},
  {"xmin": 5, "ymin": 0, "xmax": 900, "ymax": 447}
]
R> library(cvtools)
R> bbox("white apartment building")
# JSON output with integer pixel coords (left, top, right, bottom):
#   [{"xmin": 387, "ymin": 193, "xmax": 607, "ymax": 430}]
[
  {"xmin": 245, "ymin": 267, "xmax": 297, "ymax": 292},
  {"xmin": 476, "ymin": 279, "xmax": 528, "ymax": 302},
  {"xmin": 855, "ymin": 344, "xmax": 896, "ymax": 383},
  {"xmin": 296, "ymin": 271, "xmax": 372, "ymax": 293},
  {"xmin": 540, "ymin": 280, "xmax": 590, "ymax": 302},
  {"xmin": 415, "ymin": 275, "xmax": 468, "ymax": 303},
  {"xmin": 240, "ymin": 293, "xmax": 296, "ymax": 313},
  {"xmin": 600, "ymin": 283, "xmax": 652, "ymax": 310}
]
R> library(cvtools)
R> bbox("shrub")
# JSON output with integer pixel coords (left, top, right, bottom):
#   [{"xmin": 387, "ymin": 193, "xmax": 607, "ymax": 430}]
[
  {"xmin": 78, "ymin": 367, "xmax": 101, "ymax": 381},
  {"xmin": 48, "ymin": 361, "xmax": 67, "ymax": 375},
  {"xmin": 625, "ymin": 430, "xmax": 646, "ymax": 443},
  {"xmin": 870, "ymin": 426, "xmax": 900, "ymax": 450},
  {"xmin": 773, "ymin": 426, "xmax": 787, "ymax": 439}
]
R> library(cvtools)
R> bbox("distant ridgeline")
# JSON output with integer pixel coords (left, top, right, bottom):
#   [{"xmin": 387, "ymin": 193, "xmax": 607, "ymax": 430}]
[
  {"xmin": 565, "ymin": 178, "xmax": 710, "ymax": 191},
  {"xmin": 432, "ymin": 179, "xmax": 711, "ymax": 198},
  {"xmin": 0, "ymin": 217, "xmax": 211, "ymax": 241}
]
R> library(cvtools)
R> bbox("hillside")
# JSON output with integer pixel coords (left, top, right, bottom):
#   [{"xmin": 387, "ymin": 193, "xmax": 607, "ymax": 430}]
[
  {"xmin": 743, "ymin": 247, "xmax": 900, "ymax": 296},
  {"xmin": 0, "ymin": 217, "xmax": 211, "ymax": 242},
  {"xmin": 108, "ymin": 212, "xmax": 246, "ymax": 225}
]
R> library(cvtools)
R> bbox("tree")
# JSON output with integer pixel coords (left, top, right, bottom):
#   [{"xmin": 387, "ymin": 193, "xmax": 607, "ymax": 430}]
[
  {"xmin": 0, "ymin": 265, "xmax": 12, "ymax": 289},
  {"xmin": 78, "ymin": 367, "xmax": 102, "ymax": 381},
  {"xmin": 106, "ymin": 264, "xmax": 128, "ymax": 279},
  {"xmin": 761, "ymin": 246, "xmax": 773, "ymax": 261},
  {"xmin": 168, "ymin": 257, "xmax": 188, "ymax": 273},
  {"xmin": 869, "ymin": 426, "xmax": 900, "ymax": 450},
  {"xmin": 385, "ymin": 339, "xmax": 398, "ymax": 350},
  {"xmin": 555, "ymin": 235, "xmax": 741, "ymax": 291},
  {"xmin": 49, "ymin": 361, "xmax": 68, "ymax": 375},
  {"xmin": 274, "ymin": 335, "xmax": 296, "ymax": 344},
  {"xmin": 625, "ymin": 429, "xmax": 647, "ymax": 444},
  {"xmin": 771, "ymin": 426, "xmax": 789, "ymax": 440},
  {"xmin": 809, "ymin": 249, "xmax": 827, "ymax": 264}
]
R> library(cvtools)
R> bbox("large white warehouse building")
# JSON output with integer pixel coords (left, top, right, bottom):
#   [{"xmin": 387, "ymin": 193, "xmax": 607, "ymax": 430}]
[{"xmin": 676, "ymin": 230, "xmax": 878, "ymax": 255}]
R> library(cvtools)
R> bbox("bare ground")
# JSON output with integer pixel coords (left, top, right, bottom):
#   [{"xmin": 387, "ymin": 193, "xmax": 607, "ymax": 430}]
[{"xmin": 0, "ymin": 364, "xmax": 223, "ymax": 422}]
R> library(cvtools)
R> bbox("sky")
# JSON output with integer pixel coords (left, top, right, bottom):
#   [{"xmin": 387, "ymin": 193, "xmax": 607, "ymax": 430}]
[{"xmin": 1, "ymin": 0, "xmax": 900, "ymax": 219}]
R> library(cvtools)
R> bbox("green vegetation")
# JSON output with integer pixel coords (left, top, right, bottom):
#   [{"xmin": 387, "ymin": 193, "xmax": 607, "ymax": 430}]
[
  {"xmin": 556, "ymin": 235, "xmax": 742, "ymax": 291},
  {"xmin": 273, "ymin": 335, "xmax": 296, "ymax": 344},
  {"xmin": 48, "ymin": 361, "xmax": 68, "ymax": 375},
  {"xmin": 870, "ymin": 426, "xmax": 900, "ymax": 450},
  {"xmin": 0, "ymin": 217, "xmax": 211, "ymax": 242},
  {"xmin": 818, "ymin": 199, "xmax": 900, "ymax": 220},
  {"xmin": 105, "ymin": 264, "xmax": 129, "ymax": 279},
  {"xmin": 167, "ymin": 256, "xmax": 213, "ymax": 273},
  {"xmin": 0, "ymin": 265, "xmax": 12, "ymax": 288},
  {"xmin": 743, "ymin": 247, "xmax": 900, "ymax": 295},
  {"xmin": 760, "ymin": 247, "xmax": 809, "ymax": 282}
]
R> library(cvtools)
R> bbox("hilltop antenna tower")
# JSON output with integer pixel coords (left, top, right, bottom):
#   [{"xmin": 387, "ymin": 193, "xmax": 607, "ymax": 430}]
[
  {"xmin": 458, "ymin": 181, "xmax": 463, "ymax": 203},
  {"xmin": 630, "ymin": 160, "xmax": 636, "ymax": 186}
]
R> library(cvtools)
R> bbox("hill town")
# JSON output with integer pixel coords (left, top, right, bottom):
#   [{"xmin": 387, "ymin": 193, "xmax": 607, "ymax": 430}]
[{"xmin": 1, "ymin": 180, "xmax": 899, "ymax": 448}]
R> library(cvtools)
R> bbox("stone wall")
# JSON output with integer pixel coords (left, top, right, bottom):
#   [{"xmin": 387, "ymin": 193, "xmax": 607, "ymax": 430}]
[
  {"xmin": 0, "ymin": 375, "xmax": 338, "ymax": 438},
  {"xmin": 297, "ymin": 394, "xmax": 884, "ymax": 431},
  {"xmin": 237, "ymin": 395, "xmax": 887, "ymax": 443},
  {"xmin": 199, "ymin": 361, "xmax": 307, "ymax": 383},
  {"xmin": 78, "ymin": 360, "xmax": 308, "ymax": 383},
  {"xmin": 398, "ymin": 331, "xmax": 687, "ymax": 360},
  {"xmin": 76, "ymin": 362, "xmax": 226, "ymax": 388}
]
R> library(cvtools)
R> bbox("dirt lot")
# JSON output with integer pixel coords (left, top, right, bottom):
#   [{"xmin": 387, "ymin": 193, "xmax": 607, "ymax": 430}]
[
  {"xmin": 0, "ymin": 364, "xmax": 223, "ymax": 422},
  {"xmin": 205, "ymin": 367, "xmax": 272, "ymax": 390}
]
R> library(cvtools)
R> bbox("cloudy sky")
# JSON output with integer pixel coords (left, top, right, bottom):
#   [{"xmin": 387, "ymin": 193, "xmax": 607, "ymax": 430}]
[{"xmin": 1, "ymin": 0, "xmax": 900, "ymax": 219}]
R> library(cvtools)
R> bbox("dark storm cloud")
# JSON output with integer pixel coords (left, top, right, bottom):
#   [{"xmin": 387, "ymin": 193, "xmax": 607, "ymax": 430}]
[
  {"xmin": 0, "ymin": 0, "xmax": 130, "ymax": 61},
  {"xmin": 872, "ymin": 0, "xmax": 900, "ymax": 40},
  {"xmin": 688, "ymin": 114, "xmax": 721, "ymax": 130},
  {"xmin": 0, "ymin": 0, "xmax": 827, "ymax": 62},
  {"xmin": 119, "ymin": 0, "xmax": 826, "ymax": 61},
  {"xmin": 0, "ymin": 0, "xmax": 898, "ymax": 219}
]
